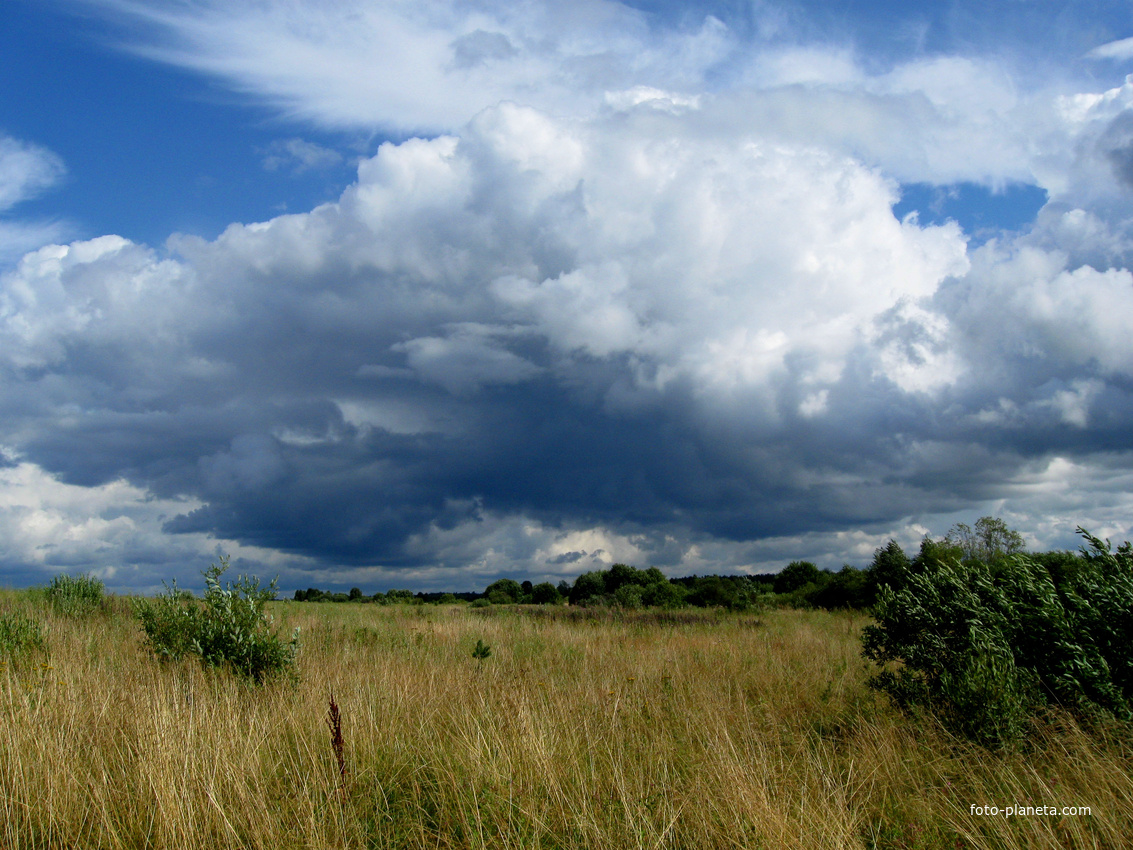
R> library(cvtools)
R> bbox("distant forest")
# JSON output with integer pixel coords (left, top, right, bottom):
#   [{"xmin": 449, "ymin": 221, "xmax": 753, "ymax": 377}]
[{"xmin": 290, "ymin": 516, "xmax": 1080, "ymax": 613}]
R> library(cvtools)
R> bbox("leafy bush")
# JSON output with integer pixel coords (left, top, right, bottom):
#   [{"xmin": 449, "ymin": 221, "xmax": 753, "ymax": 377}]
[
  {"xmin": 642, "ymin": 580, "xmax": 687, "ymax": 609},
  {"xmin": 45, "ymin": 572, "xmax": 104, "ymax": 616},
  {"xmin": 613, "ymin": 584, "xmax": 643, "ymax": 610},
  {"xmin": 134, "ymin": 556, "xmax": 299, "ymax": 683},
  {"xmin": 471, "ymin": 639, "xmax": 491, "ymax": 664},
  {"xmin": 0, "ymin": 611, "xmax": 47, "ymax": 662},
  {"xmin": 773, "ymin": 561, "xmax": 820, "ymax": 594},
  {"xmin": 685, "ymin": 575, "xmax": 762, "ymax": 610},
  {"xmin": 864, "ymin": 540, "xmax": 912, "ymax": 607},
  {"xmin": 568, "ymin": 571, "xmax": 607, "ymax": 605},
  {"xmin": 485, "ymin": 579, "xmax": 523, "ymax": 604},
  {"xmin": 862, "ymin": 528, "xmax": 1133, "ymax": 748},
  {"xmin": 529, "ymin": 582, "xmax": 562, "ymax": 605},
  {"xmin": 807, "ymin": 566, "xmax": 869, "ymax": 609}
]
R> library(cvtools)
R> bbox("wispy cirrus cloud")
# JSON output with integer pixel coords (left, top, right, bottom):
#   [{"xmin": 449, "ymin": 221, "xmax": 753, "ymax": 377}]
[{"xmin": 261, "ymin": 137, "xmax": 344, "ymax": 174}]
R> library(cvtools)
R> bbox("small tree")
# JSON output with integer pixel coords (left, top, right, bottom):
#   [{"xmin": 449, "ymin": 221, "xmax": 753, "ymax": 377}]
[
  {"xmin": 484, "ymin": 579, "xmax": 522, "ymax": 604},
  {"xmin": 613, "ymin": 584, "xmax": 643, "ymax": 610},
  {"xmin": 773, "ymin": 561, "xmax": 819, "ymax": 595},
  {"xmin": 865, "ymin": 540, "xmax": 911, "ymax": 605},
  {"xmin": 642, "ymin": 580, "xmax": 687, "ymax": 609},
  {"xmin": 569, "ymin": 571, "xmax": 606, "ymax": 605},
  {"xmin": 862, "ymin": 527, "xmax": 1133, "ymax": 748},
  {"xmin": 472, "ymin": 639, "xmax": 491, "ymax": 668},
  {"xmin": 809, "ymin": 566, "xmax": 869, "ymax": 609},
  {"xmin": 134, "ymin": 556, "xmax": 299, "ymax": 683},
  {"xmin": 945, "ymin": 516, "xmax": 1025, "ymax": 565},
  {"xmin": 530, "ymin": 582, "xmax": 562, "ymax": 605}
]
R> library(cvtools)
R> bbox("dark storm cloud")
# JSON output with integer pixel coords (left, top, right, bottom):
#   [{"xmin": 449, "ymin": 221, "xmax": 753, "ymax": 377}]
[
  {"xmin": 1100, "ymin": 112, "xmax": 1133, "ymax": 190},
  {"xmin": 3, "ymin": 100, "xmax": 1132, "ymax": 580}
]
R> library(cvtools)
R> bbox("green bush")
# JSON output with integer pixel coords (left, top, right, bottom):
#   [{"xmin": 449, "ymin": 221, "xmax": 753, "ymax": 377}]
[
  {"xmin": 0, "ymin": 611, "xmax": 47, "ymax": 663},
  {"xmin": 807, "ymin": 566, "xmax": 869, "ymax": 609},
  {"xmin": 45, "ymin": 572, "xmax": 104, "ymax": 616},
  {"xmin": 485, "ymin": 579, "xmax": 523, "ymax": 604},
  {"xmin": 686, "ymin": 575, "xmax": 759, "ymax": 610},
  {"xmin": 862, "ymin": 528, "xmax": 1133, "ymax": 748},
  {"xmin": 773, "ymin": 561, "xmax": 820, "ymax": 594},
  {"xmin": 568, "ymin": 571, "xmax": 607, "ymax": 605},
  {"xmin": 133, "ymin": 556, "xmax": 299, "ymax": 683},
  {"xmin": 613, "ymin": 584, "xmax": 643, "ymax": 610},
  {"xmin": 529, "ymin": 582, "xmax": 562, "ymax": 605},
  {"xmin": 641, "ymin": 580, "xmax": 687, "ymax": 609}
]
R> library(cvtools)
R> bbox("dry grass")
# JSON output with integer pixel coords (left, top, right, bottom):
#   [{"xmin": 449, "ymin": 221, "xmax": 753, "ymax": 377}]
[{"xmin": 0, "ymin": 594, "xmax": 1129, "ymax": 849}]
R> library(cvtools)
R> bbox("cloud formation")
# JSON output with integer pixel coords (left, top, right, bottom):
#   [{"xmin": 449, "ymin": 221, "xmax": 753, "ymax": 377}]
[
  {"xmin": 0, "ymin": 134, "xmax": 69, "ymax": 265},
  {"xmin": 3, "ymin": 1, "xmax": 1133, "ymax": 589}
]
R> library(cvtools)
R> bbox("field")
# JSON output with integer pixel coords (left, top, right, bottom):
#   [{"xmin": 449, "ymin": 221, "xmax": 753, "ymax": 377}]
[{"xmin": 1, "ymin": 595, "xmax": 1130, "ymax": 849}]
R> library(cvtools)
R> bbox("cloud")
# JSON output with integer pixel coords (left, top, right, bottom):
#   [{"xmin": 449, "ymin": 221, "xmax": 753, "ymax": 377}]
[
  {"xmin": 4, "ymin": 2, "xmax": 1133, "ymax": 588},
  {"xmin": 0, "ymin": 134, "xmax": 69, "ymax": 266},
  {"xmin": 5, "ymin": 85, "xmax": 1133, "ymax": 587},
  {"xmin": 72, "ymin": 1, "xmax": 1122, "ymax": 191},
  {"xmin": 261, "ymin": 138, "xmax": 344, "ymax": 174},
  {"xmin": 81, "ymin": 0, "xmax": 729, "ymax": 132},
  {"xmin": 1087, "ymin": 36, "xmax": 1133, "ymax": 61},
  {"xmin": 0, "ymin": 136, "xmax": 65, "ymax": 212}
]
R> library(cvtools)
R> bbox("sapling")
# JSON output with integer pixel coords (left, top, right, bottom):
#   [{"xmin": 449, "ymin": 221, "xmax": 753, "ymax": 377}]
[{"xmin": 472, "ymin": 638, "xmax": 491, "ymax": 668}]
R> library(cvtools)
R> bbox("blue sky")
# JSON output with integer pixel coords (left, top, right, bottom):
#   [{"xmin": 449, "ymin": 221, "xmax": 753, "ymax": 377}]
[
  {"xmin": 2, "ymin": 1, "xmax": 363, "ymax": 246},
  {"xmin": 1, "ymin": 0, "xmax": 1133, "ymax": 593}
]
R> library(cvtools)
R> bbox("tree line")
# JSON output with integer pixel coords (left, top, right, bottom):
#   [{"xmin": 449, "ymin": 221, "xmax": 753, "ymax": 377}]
[{"xmin": 290, "ymin": 516, "xmax": 1048, "ymax": 613}]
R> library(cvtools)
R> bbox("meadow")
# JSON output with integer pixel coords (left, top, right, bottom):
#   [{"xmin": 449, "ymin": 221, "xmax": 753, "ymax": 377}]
[{"xmin": 1, "ymin": 594, "xmax": 1130, "ymax": 849}]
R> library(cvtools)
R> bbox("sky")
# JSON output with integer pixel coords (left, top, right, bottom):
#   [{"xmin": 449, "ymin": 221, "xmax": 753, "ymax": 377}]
[{"xmin": 1, "ymin": 0, "xmax": 1133, "ymax": 595}]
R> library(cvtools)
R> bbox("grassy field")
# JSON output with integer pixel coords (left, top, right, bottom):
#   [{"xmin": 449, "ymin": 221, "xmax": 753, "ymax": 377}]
[{"xmin": 1, "ymin": 594, "xmax": 1130, "ymax": 849}]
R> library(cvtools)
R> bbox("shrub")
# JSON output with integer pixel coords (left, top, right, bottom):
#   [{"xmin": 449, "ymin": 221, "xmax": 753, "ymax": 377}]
[
  {"xmin": 807, "ymin": 566, "xmax": 868, "ymax": 609},
  {"xmin": 642, "ymin": 580, "xmax": 687, "ymax": 609},
  {"xmin": 604, "ymin": 564, "xmax": 660, "ymax": 595},
  {"xmin": 0, "ymin": 611, "xmax": 47, "ymax": 663},
  {"xmin": 946, "ymin": 516, "xmax": 1025, "ymax": 565},
  {"xmin": 484, "ymin": 579, "xmax": 522, "ymax": 604},
  {"xmin": 687, "ymin": 575, "xmax": 757, "ymax": 610},
  {"xmin": 613, "ymin": 584, "xmax": 643, "ymax": 610},
  {"xmin": 133, "ymin": 556, "xmax": 299, "ymax": 683},
  {"xmin": 862, "ymin": 528, "xmax": 1133, "ymax": 748},
  {"xmin": 529, "ymin": 582, "xmax": 562, "ymax": 605},
  {"xmin": 472, "ymin": 639, "xmax": 491, "ymax": 668},
  {"xmin": 864, "ymin": 540, "xmax": 911, "ymax": 606},
  {"xmin": 773, "ymin": 561, "xmax": 820, "ymax": 595},
  {"xmin": 45, "ymin": 572, "xmax": 104, "ymax": 616},
  {"xmin": 568, "ymin": 571, "xmax": 607, "ymax": 605}
]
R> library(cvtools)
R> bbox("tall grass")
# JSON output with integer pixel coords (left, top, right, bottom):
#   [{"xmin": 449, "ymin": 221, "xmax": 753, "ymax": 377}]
[{"xmin": 0, "ymin": 597, "xmax": 1128, "ymax": 849}]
